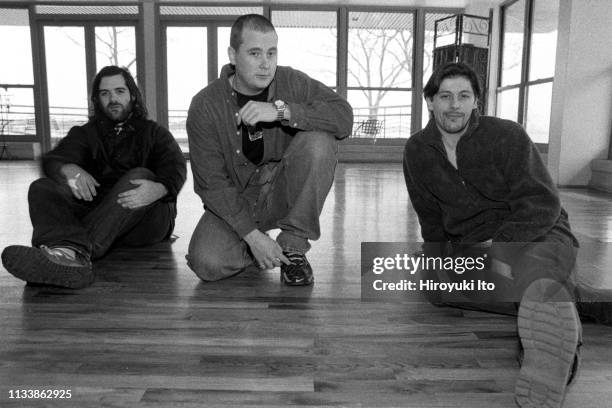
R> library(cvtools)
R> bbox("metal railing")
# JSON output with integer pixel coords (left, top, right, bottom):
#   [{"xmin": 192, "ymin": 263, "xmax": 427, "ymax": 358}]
[{"xmin": 2, "ymin": 104, "xmax": 413, "ymax": 144}]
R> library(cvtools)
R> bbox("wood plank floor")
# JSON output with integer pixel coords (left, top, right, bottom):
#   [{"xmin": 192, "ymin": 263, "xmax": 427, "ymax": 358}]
[{"xmin": 1, "ymin": 161, "xmax": 612, "ymax": 407}]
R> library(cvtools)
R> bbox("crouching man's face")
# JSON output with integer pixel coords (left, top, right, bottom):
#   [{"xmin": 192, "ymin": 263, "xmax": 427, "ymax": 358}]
[
  {"xmin": 229, "ymin": 27, "xmax": 278, "ymax": 95},
  {"xmin": 426, "ymin": 75, "xmax": 478, "ymax": 137}
]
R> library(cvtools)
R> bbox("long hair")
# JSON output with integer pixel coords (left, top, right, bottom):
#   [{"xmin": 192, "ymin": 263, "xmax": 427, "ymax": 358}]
[
  {"xmin": 230, "ymin": 14, "xmax": 276, "ymax": 51},
  {"xmin": 423, "ymin": 62, "xmax": 482, "ymax": 101},
  {"xmin": 90, "ymin": 66, "xmax": 147, "ymax": 120}
]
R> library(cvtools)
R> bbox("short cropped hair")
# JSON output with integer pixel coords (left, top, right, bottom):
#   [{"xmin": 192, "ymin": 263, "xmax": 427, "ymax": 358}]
[
  {"xmin": 90, "ymin": 65, "xmax": 147, "ymax": 120},
  {"xmin": 423, "ymin": 62, "xmax": 482, "ymax": 101},
  {"xmin": 230, "ymin": 14, "xmax": 276, "ymax": 51}
]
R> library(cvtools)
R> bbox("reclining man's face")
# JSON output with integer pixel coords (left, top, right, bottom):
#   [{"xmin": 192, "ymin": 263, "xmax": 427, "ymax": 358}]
[
  {"xmin": 229, "ymin": 28, "xmax": 278, "ymax": 95},
  {"xmin": 98, "ymin": 74, "xmax": 133, "ymax": 122},
  {"xmin": 426, "ymin": 76, "xmax": 478, "ymax": 137}
]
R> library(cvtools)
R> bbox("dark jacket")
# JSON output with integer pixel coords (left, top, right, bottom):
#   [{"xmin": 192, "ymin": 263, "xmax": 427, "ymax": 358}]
[
  {"xmin": 186, "ymin": 64, "xmax": 353, "ymax": 238},
  {"xmin": 403, "ymin": 111, "xmax": 577, "ymax": 263},
  {"xmin": 43, "ymin": 116, "xmax": 186, "ymax": 202}
]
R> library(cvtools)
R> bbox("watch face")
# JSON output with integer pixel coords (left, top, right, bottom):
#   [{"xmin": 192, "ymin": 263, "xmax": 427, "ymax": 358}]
[{"xmin": 274, "ymin": 100, "xmax": 284, "ymax": 109}]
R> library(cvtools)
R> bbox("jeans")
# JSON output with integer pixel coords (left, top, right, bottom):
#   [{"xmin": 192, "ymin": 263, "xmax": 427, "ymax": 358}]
[
  {"xmin": 29, "ymin": 167, "xmax": 175, "ymax": 260},
  {"xmin": 187, "ymin": 131, "xmax": 338, "ymax": 281}
]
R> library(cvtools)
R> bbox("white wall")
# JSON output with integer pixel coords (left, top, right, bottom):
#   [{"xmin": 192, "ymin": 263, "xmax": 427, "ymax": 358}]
[{"xmin": 548, "ymin": 0, "xmax": 612, "ymax": 186}]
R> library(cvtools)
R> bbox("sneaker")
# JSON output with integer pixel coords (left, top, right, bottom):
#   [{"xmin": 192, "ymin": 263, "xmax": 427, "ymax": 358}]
[
  {"xmin": 280, "ymin": 251, "xmax": 314, "ymax": 286},
  {"xmin": 515, "ymin": 278, "xmax": 581, "ymax": 408},
  {"xmin": 1, "ymin": 245, "xmax": 93, "ymax": 289}
]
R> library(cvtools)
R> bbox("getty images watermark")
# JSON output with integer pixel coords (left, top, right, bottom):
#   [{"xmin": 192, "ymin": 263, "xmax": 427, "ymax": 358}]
[{"xmin": 361, "ymin": 242, "xmax": 506, "ymax": 302}]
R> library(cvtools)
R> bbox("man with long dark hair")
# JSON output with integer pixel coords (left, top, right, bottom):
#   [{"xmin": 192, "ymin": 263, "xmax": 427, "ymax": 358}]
[{"xmin": 1, "ymin": 66, "xmax": 186, "ymax": 289}]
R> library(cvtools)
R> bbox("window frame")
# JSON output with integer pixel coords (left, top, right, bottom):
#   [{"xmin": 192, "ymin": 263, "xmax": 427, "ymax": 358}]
[{"xmin": 497, "ymin": 0, "xmax": 556, "ymax": 147}]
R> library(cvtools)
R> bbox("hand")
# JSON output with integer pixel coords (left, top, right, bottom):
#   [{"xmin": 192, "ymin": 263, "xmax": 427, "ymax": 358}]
[
  {"xmin": 236, "ymin": 101, "xmax": 277, "ymax": 127},
  {"xmin": 116, "ymin": 179, "xmax": 167, "ymax": 209},
  {"xmin": 61, "ymin": 164, "xmax": 100, "ymax": 201},
  {"xmin": 243, "ymin": 229, "xmax": 291, "ymax": 269},
  {"xmin": 491, "ymin": 258, "xmax": 513, "ymax": 280}
]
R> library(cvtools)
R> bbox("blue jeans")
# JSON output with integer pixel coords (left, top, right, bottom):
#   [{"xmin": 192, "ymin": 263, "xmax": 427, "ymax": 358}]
[
  {"xmin": 29, "ymin": 167, "xmax": 175, "ymax": 259},
  {"xmin": 187, "ymin": 131, "xmax": 338, "ymax": 281}
]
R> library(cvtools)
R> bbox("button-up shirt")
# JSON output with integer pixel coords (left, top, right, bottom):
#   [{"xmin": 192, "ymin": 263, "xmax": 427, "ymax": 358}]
[{"xmin": 186, "ymin": 64, "xmax": 353, "ymax": 238}]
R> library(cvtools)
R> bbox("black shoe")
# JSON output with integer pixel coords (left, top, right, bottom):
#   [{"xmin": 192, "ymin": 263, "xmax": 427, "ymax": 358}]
[
  {"xmin": 280, "ymin": 251, "xmax": 314, "ymax": 286},
  {"xmin": 515, "ymin": 279, "xmax": 581, "ymax": 408},
  {"xmin": 1, "ymin": 245, "xmax": 93, "ymax": 289}
]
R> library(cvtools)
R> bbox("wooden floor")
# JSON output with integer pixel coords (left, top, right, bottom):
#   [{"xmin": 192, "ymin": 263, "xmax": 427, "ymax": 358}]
[{"xmin": 1, "ymin": 161, "xmax": 612, "ymax": 407}]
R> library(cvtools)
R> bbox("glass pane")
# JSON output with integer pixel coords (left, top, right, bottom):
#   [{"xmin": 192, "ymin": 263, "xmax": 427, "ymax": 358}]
[
  {"xmin": 500, "ymin": 0, "xmax": 525, "ymax": 86},
  {"xmin": 0, "ymin": 8, "xmax": 33, "ymax": 84},
  {"xmin": 0, "ymin": 87, "xmax": 36, "ymax": 136},
  {"xmin": 496, "ymin": 88, "xmax": 519, "ymax": 122},
  {"xmin": 529, "ymin": 0, "xmax": 559, "ymax": 80},
  {"xmin": 348, "ymin": 90, "xmax": 411, "ymax": 139},
  {"xmin": 44, "ymin": 26, "xmax": 89, "ymax": 141},
  {"xmin": 166, "ymin": 26, "xmax": 207, "ymax": 146},
  {"xmin": 423, "ymin": 12, "xmax": 454, "ymax": 128},
  {"xmin": 348, "ymin": 12, "xmax": 414, "ymax": 89},
  {"xmin": 272, "ymin": 10, "xmax": 337, "ymax": 87},
  {"xmin": 217, "ymin": 26, "xmax": 231, "ymax": 78},
  {"xmin": 95, "ymin": 26, "xmax": 137, "ymax": 81},
  {"xmin": 525, "ymin": 82, "xmax": 552, "ymax": 144}
]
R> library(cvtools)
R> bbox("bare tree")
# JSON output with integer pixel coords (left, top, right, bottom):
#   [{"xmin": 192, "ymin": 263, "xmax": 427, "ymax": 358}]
[
  {"xmin": 58, "ymin": 27, "xmax": 136, "ymax": 72},
  {"xmin": 348, "ymin": 28, "xmax": 413, "ymax": 119},
  {"xmin": 95, "ymin": 26, "xmax": 136, "ymax": 70}
]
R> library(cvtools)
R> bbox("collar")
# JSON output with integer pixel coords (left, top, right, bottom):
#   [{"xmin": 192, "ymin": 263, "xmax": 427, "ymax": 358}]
[
  {"xmin": 96, "ymin": 113, "xmax": 144, "ymax": 136},
  {"xmin": 220, "ymin": 63, "xmax": 277, "ymax": 103}
]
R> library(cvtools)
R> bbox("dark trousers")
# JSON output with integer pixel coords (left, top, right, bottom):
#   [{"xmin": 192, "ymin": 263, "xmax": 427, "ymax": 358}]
[
  {"xmin": 426, "ymin": 223, "xmax": 578, "ymax": 314},
  {"xmin": 29, "ymin": 167, "xmax": 175, "ymax": 260}
]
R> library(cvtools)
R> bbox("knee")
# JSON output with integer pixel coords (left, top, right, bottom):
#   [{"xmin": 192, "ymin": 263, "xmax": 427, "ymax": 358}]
[
  {"xmin": 186, "ymin": 251, "xmax": 234, "ymax": 282},
  {"xmin": 113, "ymin": 168, "xmax": 155, "ymax": 191},
  {"xmin": 291, "ymin": 131, "xmax": 337, "ymax": 164},
  {"xmin": 28, "ymin": 177, "xmax": 68, "ymax": 200}
]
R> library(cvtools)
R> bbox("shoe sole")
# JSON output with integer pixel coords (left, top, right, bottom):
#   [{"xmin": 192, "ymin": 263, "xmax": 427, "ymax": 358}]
[
  {"xmin": 1, "ymin": 245, "xmax": 94, "ymax": 289},
  {"xmin": 515, "ymin": 279, "xmax": 580, "ymax": 408}
]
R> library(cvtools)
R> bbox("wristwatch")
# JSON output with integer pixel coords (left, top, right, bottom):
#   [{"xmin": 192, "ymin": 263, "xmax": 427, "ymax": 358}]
[{"xmin": 273, "ymin": 100, "xmax": 287, "ymax": 121}]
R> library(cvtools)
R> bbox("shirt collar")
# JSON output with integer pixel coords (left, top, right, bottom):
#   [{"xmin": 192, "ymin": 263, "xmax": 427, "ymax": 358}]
[{"xmin": 220, "ymin": 63, "xmax": 277, "ymax": 102}]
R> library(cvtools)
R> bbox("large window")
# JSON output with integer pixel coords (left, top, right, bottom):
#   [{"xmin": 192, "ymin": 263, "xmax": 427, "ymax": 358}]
[
  {"xmin": 159, "ymin": 6, "xmax": 262, "ymax": 151},
  {"xmin": 348, "ymin": 11, "xmax": 414, "ymax": 139},
  {"xmin": 497, "ymin": 0, "xmax": 559, "ymax": 144},
  {"xmin": 0, "ymin": 7, "xmax": 36, "ymax": 146},
  {"xmin": 272, "ymin": 10, "xmax": 337, "ymax": 88}
]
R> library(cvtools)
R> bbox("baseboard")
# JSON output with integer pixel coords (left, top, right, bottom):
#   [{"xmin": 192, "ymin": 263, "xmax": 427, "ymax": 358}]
[{"xmin": 589, "ymin": 159, "xmax": 612, "ymax": 193}]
